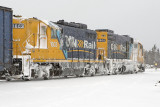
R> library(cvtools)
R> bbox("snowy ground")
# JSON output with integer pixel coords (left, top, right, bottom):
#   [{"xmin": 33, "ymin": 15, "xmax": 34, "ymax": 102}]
[{"xmin": 0, "ymin": 69, "xmax": 160, "ymax": 107}]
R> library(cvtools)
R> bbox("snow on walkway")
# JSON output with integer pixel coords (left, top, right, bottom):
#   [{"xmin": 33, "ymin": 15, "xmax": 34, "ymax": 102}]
[{"xmin": 0, "ymin": 69, "xmax": 160, "ymax": 107}]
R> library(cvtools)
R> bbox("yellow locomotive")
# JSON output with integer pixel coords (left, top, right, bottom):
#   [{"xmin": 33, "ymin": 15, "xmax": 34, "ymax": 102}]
[
  {"xmin": 2, "ymin": 15, "xmax": 145, "ymax": 80},
  {"xmin": 12, "ymin": 17, "xmax": 102, "ymax": 80}
]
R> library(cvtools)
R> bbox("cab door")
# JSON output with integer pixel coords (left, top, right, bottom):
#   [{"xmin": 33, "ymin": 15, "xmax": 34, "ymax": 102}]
[{"xmin": 40, "ymin": 23, "xmax": 47, "ymax": 49}]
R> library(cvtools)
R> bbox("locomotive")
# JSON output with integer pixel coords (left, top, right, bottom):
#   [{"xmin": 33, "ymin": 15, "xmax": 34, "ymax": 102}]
[{"xmin": 0, "ymin": 6, "xmax": 145, "ymax": 81}]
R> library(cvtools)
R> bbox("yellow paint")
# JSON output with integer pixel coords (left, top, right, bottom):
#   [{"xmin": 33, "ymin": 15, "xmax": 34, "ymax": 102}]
[
  {"xmin": 32, "ymin": 59, "xmax": 104, "ymax": 63},
  {"xmin": 78, "ymin": 40, "xmax": 84, "ymax": 48},
  {"xmin": 137, "ymin": 43, "xmax": 144, "ymax": 63},
  {"xmin": 13, "ymin": 17, "xmax": 65, "ymax": 60},
  {"xmin": 67, "ymin": 50, "xmax": 94, "ymax": 55},
  {"xmin": 96, "ymin": 30, "xmax": 108, "ymax": 60},
  {"xmin": 113, "ymin": 52, "xmax": 125, "ymax": 56}
]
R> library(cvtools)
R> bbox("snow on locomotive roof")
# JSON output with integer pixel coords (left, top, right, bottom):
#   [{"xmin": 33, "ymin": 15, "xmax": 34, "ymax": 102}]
[
  {"xmin": 13, "ymin": 15, "xmax": 28, "ymax": 21},
  {"xmin": 34, "ymin": 18, "xmax": 60, "ymax": 29},
  {"xmin": 13, "ymin": 16, "xmax": 60, "ymax": 29},
  {"xmin": 48, "ymin": 21, "xmax": 60, "ymax": 29}
]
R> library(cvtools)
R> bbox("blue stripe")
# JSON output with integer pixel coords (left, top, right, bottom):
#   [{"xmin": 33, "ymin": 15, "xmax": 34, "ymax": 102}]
[
  {"xmin": 57, "ymin": 30, "xmax": 67, "ymax": 59},
  {"xmin": 63, "ymin": 50, "xmax": 68, "ymax": 59}
]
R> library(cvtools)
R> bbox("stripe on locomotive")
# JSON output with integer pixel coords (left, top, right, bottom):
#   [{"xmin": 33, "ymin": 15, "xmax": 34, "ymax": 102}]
[
  {"xmin": 32, "ymin": 59, "xmax": 104, "ymax": 63},
  {"xmin": 67, "ymin": 50, "xmax": 94, "ymax": 55}
]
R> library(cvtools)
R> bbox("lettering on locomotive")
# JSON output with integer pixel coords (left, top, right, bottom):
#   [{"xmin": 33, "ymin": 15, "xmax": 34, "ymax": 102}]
[
  {"xmin": 62, "ymin": 35, "xmax": 96, "ymax": 49},
  {"xmin": 13, "ymin": 23, "xmax": 24, "ymax": 29},
  {"xmin": 50, "ymin": 42, "xmax": 58, "ymax": 47}
]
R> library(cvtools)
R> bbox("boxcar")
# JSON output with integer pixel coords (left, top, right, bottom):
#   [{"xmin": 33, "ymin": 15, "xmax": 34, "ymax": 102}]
[{"xmin": 0, "ymin": 6, "xmax": 12, "ymax": 76}]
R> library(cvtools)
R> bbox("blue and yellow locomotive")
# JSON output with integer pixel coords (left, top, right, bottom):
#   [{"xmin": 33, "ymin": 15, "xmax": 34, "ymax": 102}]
[{"xmin": 0, "ymin": 6, "xmax": 145, "ymax": 80}]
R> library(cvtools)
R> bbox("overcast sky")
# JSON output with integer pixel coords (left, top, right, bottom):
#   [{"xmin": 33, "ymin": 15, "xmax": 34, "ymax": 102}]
[{"xmin": 1, "ymin": 0, "xmax": 160, "ymax": 50}]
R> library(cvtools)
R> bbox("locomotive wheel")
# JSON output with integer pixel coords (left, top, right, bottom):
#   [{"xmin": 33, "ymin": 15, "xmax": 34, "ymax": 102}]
[
  {"xmin": 44, "ymin": 76, "xmax": 49, "ymax": 80},
  {"xmin": 24, "ymin": 79, "xmax": 30, "ymax": 81},
  {"xmin": 5, "ymin": 73, "xmax": 11, "ymax": 81},
  {"xmin": 91, "ymin": 72, "xmax": 95, "ymax": 76},
  {"xmin": 6, "ymin": 78, "xmax": 11, "ymax": 81},
  {"xmin": 90, "ymin": 66, "xmax": 96, "ymax": 76},
  {"xmin": 43, "ymin": 72, "xmax": 49, "ymax": 80},
  {"xmin": 64, "ymin": 76, "xmax": 68, "ymax": 78},
  {"xmin": 76, "ymin": 75, "xmax": 80, "ymax": 77},
  {"xmin": 113, "ymin": 68, "xmax": 117, "ymax": 75},
  {"xmin": 121, "ymin": 65, "xmax": 126, "ymax": 74},
  {"xmin": 135, "ymin": 70, "xmax": 138, "ymax": 74}
]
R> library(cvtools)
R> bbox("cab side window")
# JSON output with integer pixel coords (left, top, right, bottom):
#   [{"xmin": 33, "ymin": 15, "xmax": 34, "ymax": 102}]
[
  {"xmin": 41, "ymin": 26, "xmax": 47, "ymax": 35},
  {"xmin": 51, "ymin": 28, "xmax": 57, "ymax": 39}
]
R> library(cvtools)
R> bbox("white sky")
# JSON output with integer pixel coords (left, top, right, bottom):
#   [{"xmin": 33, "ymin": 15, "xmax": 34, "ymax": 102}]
[{"xmin": 1, "ymin": 0, "xmax": 160, "ymax": 50}]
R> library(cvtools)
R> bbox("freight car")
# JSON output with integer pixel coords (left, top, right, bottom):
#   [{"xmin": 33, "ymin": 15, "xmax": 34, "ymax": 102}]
[
  {"xmin": 0, "ymin": 6, "xmax": 12, "ymax": 78},
  {"xmin": 0, "ymin": 7, "xmax": 145, "ymax": 81}
]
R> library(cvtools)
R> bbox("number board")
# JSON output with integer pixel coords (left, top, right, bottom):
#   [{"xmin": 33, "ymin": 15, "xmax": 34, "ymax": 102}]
[
  {"xmin": 13, "ymin": 24, "xmax": 24, "ymax": 29},
  {"xmin": 98, "ymin": 39, "xmax": 106, "ymax": 42}
]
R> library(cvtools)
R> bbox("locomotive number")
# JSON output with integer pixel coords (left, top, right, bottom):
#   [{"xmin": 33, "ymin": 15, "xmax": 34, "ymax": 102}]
[
  {"xmin": 13, "ymin": 24, "xmax": 24, "ymax": 29},
  {"xmin": 50, "ymin": 42, "xmax": 57, "ymax": 47}
]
